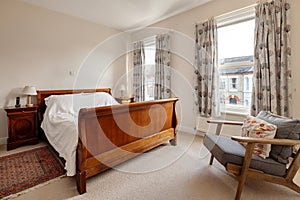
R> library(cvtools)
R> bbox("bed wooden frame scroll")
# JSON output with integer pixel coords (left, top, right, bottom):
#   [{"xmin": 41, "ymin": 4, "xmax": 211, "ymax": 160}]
[{"xmin": 37, "ymin": 88, "xmax": 178, "ymax": 194}]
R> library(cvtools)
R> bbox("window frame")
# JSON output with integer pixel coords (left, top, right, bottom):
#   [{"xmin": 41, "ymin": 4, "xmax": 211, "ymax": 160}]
[{"xmin": 216, "ymin": 5, "xmax": 255, "ymax": 115}]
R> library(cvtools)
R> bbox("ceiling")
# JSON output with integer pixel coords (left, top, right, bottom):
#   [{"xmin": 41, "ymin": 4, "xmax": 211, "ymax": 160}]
[{"xmin": 20, "ymin": 0, "xmax": 211, "ymax": 31}]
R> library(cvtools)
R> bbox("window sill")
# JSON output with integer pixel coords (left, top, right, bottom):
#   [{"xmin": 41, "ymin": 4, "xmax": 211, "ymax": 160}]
[
  {"xmin": 220, "ymin": 104, "xmax": 250, "ymax": 116},
  {"xmin": 221, "ymin": 110, "xmax": 248, "ymax": 117}
]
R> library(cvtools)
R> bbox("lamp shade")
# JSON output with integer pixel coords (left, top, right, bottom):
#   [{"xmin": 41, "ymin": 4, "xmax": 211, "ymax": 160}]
[{"xmin": 23, "ymin": 86, "xmax": 37, "ymax": 95}]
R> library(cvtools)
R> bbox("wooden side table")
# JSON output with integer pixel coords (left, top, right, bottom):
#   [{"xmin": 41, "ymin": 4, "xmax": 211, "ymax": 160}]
[{"xmin": 5, "ymin": 106, "xmax": 39, "ymax": 150}]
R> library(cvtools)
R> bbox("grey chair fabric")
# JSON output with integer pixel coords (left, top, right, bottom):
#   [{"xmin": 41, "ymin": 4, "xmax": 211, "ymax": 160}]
[
  {"xmin": 203, "ymin": 133, "xmax": 287, "ymax": 177},
  {"xmin": 256, "ymin": 111, "xmax": 300, "ymax": 164}
]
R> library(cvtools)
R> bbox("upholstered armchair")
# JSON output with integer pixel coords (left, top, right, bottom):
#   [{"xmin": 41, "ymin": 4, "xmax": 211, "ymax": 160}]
[{"xmin": 203, "ymin": 111, "xmax": 300, "ymax": 200}]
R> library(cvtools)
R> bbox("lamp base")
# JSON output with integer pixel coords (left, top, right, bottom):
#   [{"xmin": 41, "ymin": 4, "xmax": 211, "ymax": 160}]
[{"xmin": 26, "ymin": 95, "xmax": 33, "ymax": 107}]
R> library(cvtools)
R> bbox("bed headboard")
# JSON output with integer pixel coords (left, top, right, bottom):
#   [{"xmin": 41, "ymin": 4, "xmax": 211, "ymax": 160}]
[{"xmin": 36, "ymin": 88, "xmax": 112, "ymax": 136}]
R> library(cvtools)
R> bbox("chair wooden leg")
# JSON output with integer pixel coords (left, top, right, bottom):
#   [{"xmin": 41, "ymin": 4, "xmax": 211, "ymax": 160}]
[
  {"xmin": 234, "ymin": 143, "xmax": 255, "ymax": 200},
  {"xmin": 209, "ymin": 154, "xmax": 214, "ymax": 165},
  {"xmin": 235, "ymin": 174, "xmax": 247, "ymax": 200}
]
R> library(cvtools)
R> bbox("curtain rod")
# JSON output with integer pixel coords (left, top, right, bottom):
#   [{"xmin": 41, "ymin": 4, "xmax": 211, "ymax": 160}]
[
  {"xmin": 215, "ymin": 4, "xmax": 256, "ymax": 20},
  {"xmin": 131, "ymin": 29, "xmax": 174, "ymax": 44},
  {"xmin": 195, "ymin": 3, "xmax": 256, "ymax": 26}
]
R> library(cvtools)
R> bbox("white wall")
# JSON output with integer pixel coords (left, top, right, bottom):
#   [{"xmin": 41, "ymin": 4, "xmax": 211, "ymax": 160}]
[
  {"xmin": 150, "ymin": 0, "xmax": 300, "ymax": 135},
  {"xmin": 0, "ymin": 0, "xmax": 124, "ymax": 143}
]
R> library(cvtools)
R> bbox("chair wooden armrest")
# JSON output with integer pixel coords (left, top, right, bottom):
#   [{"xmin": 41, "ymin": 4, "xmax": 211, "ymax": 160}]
[
  {"xmin": 231, "ymin": 136, "xmax": 300, "ymax": 146},
  {"xmin": 230, "ymin": 136, "xmax": 300, "ymax": 200},
  {"xmin": 207, "ymin": 119, "xmax": 244, "ymax": 126}
]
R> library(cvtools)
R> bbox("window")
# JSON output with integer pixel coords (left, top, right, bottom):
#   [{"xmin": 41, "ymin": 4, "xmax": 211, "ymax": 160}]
[
  {"xmin": 245, "ymin": 77, "xmax": 250, "ymax": 91},
  {"xmin": 134, "ymin": 34, "xmax": 170, "ymax": 101},
  {"xmin": 243, "ymin": 74, "xmax": 252, "ymax": 107},
  {"xmin": 229, "ymin": 76, "xmax": 238, "ymax": 91},
  {"xmin": 220, "ymin": 78, "xmax": 226, "ymax": 90},
  {"xmin": 217, "ymin": 8, "xmax": 255, "ymax": 114},
  {"xmin": 144, "ymin": 37, "xmax": 156, "ymax": 101}
]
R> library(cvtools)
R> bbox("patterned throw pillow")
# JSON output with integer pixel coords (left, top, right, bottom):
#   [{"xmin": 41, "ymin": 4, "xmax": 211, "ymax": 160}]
[{"xmin": 241, "ymin": 116, "xmax": 277, "ymax": 159}]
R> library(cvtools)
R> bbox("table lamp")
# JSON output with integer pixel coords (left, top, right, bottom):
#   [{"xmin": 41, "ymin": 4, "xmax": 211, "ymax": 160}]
[
  {"xmin": 119, "ymin": 84, "xmax": 126, "ymax": 98},
  {"xmin": 23, "ymin": 86, "xmax": 37, "ymax": 107}
]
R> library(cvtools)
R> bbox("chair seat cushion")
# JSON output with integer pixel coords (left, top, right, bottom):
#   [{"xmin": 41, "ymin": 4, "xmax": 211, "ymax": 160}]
[{"xmin": 203, "ymin": 133, "xmax": 287, "ymax": 177}]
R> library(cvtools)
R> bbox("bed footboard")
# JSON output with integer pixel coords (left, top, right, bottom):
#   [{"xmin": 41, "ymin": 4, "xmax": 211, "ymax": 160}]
[{"xmin": 76, "ymin": 98, "xmax": 178, "ymax": 194}]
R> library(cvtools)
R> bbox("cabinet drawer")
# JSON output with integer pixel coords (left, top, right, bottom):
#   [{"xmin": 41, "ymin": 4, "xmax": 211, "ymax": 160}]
[{"xmin": 8, "ymin": 113, "xmax": 37, "ymax": 141}]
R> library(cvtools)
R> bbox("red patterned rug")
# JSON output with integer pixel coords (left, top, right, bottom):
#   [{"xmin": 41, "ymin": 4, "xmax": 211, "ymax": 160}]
[{"xmin": 0, "ymin": 146, "xmax": 65, "ymax": 199}]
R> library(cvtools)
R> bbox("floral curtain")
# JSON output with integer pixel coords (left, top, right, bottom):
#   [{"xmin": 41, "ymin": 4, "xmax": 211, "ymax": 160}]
[
  {"xmin": 133, "ymin": 41, "xmax": 145, "ymax": 102},
  {"xmin": 194, "ymin": 18, "xmax": 220, "ymax": 117},
  {"xmin": 155, "ymin": 34, "xmax": 171, "ymax": 99},
  {"xmin": 251, "ymin": 0, "xmax": 292, "ymax": 117}
]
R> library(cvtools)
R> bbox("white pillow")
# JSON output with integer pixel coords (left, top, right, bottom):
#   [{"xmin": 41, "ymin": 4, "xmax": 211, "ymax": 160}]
[
  {"xmin": 241, "ymin": 116, "xmax": 277, "ymax": 159},
  {"xmin": 80, "ymin": 92, "xmax": 119, "ymax": 107},
  {"xmin": 44, "ymin": 92, "xmax": 119, "ymax": 118}
]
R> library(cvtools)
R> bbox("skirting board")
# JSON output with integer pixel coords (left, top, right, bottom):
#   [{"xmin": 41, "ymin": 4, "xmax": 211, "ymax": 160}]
[
  {"xmin": 177, "ymin": 125, "xmax": 205, "ymax": 136},
  {"xmin": 0, "ymin": 137, "xmax": 7, "ymax": 145},
  {"xmin": 177, "ymin": 125, "xmax": 195, "ymax": 135}
]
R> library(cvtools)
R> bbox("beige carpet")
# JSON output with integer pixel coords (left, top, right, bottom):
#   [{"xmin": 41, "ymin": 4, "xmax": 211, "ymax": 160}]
[{"xmin": 2, "ymin": 132, "xmax": 300, "ymax": 200}]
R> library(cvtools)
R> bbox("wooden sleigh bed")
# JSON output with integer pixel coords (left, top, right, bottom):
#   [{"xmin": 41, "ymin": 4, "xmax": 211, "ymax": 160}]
[{"xmin": 37, "ymin": 88, "xmax": 178, "ymax": 194}]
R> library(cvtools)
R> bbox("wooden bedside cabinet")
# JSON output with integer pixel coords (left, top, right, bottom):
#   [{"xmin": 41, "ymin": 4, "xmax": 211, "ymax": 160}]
[{"xmin": 5, "ymin": 106, "xmax": 39, "ymax": 150}]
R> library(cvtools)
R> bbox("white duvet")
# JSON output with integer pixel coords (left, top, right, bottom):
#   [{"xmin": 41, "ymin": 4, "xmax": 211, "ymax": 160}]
[{"xmin": 41, "ymin": 92, "xmax": 119, "ymax": 176}]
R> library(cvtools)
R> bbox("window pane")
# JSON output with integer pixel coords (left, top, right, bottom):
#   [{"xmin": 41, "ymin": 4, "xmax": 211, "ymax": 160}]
[
  {"xmin": 218, "ymin": 20, "xmax": 255, "ymax": 60},
  {"xmin": 218, "ymin": 18, "xmax": 254, "ymax": 114},
  {"xmin": 144, "ymin": 44, "xmax": 156, "ymax": 65},
  {"xmin": 144, "ymin": 42, "xmax": 156, "ymax": 101}
]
